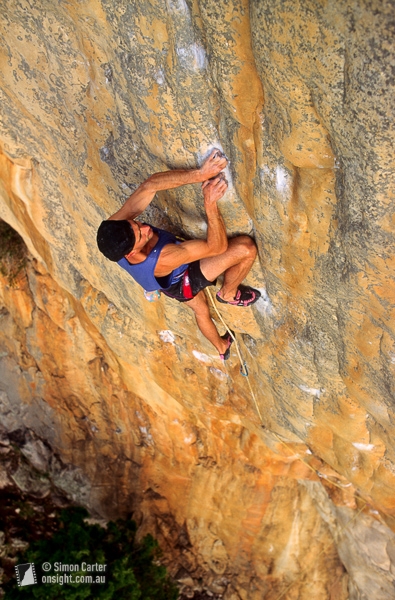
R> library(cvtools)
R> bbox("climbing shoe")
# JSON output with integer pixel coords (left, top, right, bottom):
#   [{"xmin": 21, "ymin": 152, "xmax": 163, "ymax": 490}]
[
  {"xmin": 216, "ymin": 285, "xmax": 261, "ymax": 307},
  {"xmin": 219, "ymin": 329, "xmax": 235, "ymax": 361}
]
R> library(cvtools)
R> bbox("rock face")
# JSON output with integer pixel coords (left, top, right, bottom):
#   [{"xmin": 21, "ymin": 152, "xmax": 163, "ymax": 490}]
[{"xmin": 0, "ymin": 1, "xmax": 394, "ymax": 598}]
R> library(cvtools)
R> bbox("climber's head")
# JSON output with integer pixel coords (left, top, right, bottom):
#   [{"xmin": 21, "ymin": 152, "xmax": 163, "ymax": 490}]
[{"xmin": 96, "ymin": 219, "xmax": 136, "ymax": 262}]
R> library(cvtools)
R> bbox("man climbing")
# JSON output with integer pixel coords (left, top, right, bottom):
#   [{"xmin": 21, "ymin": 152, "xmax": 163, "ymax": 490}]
[{"xmin": 97, "ymin": 149, "xmax": 260, "ymax": 360}]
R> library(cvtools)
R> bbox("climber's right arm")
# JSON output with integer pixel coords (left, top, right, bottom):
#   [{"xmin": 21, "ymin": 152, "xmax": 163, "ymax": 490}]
[
  {"xmin": 154, "ymin": 176, "xmax": 228, "ymax": 276},
  {"xmin": 108, "ymin": 150, "xmax": 227, "ymax": 221}
]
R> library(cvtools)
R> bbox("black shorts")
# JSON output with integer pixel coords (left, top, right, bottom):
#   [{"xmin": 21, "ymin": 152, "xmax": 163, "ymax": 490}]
[{"xmin": 161, "ymin": 261, "xmax": 217, "ymax": 303}]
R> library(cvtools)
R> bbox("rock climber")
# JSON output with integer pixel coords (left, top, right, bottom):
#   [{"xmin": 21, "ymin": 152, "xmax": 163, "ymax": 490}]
[{"xmin": 97, "ymin": 149, "xmax": 260, "ymax": 360}]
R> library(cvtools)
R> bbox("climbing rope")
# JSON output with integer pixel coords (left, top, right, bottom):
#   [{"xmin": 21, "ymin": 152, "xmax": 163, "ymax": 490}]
[
  {"xmin": 206, "ymin": 287, "xmax": 264, "ymax": 422},
  {"xmin": 206, "ymin": 287, "xmax": 373, "ymax": 491},
  {"xmin": 208, "ymin": 287, "xmax": 345, "ymax": 486},
  {"xmin": 206, "ymin": 287, "xmax": 391, "ymax": 598}
]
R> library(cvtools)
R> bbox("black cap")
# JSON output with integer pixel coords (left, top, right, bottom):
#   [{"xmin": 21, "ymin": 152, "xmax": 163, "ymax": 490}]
[{"xmin": 96, "ymin": 220, "xmax": 136, "ymax": 261}]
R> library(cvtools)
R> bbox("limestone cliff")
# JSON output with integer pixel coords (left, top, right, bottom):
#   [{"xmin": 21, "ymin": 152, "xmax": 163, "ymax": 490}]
[{"xmin": 0, "ymin": 1, "xmax": 394, "ymax": 598}]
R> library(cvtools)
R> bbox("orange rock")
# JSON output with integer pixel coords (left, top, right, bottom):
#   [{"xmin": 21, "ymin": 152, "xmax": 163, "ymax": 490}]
[{"xmin": 0, "ymin": 1, "xmax": 394, "ymax": 596}]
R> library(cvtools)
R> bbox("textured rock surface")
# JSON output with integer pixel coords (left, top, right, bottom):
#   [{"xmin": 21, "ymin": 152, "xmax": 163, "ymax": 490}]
[{"xmin": 0, "ymin": 1, "xmax": 394, "ymax": 598}]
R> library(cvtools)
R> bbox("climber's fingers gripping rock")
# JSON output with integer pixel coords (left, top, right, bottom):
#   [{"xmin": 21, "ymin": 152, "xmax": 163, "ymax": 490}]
[
  {"xmin": 202, "ymin": 174, "xmax": 228, "ymax": 206},
  {"xmin": 199, "ymin": 149, "xmax": 228, "ymax": 181}
]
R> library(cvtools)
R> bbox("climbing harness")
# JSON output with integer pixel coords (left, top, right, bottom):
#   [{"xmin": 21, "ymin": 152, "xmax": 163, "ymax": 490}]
[{"xmin": 181, "ymin": 269, "xmax": 193, "ymax": 300}]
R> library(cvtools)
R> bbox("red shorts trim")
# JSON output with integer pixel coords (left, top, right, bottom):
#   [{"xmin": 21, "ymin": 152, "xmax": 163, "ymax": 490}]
[{"xmin": 161, "ymin": 261, "xmax": 216, "ymax": 302}]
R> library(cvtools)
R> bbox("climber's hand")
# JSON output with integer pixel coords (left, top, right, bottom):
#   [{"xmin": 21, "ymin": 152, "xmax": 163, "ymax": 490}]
[
  {"xmin": 202, "ymin": 173, "xmax": 228, "ymax": 206},
  {"xmin": 199, "ymin": 149, "xmax": 227, "ymax": 181}
]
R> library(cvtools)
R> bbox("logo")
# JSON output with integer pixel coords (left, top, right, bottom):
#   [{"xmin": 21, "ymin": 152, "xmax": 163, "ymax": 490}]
[{"xmin": 15, "ymin": 563, "xmax": 37, "ymax": 587}]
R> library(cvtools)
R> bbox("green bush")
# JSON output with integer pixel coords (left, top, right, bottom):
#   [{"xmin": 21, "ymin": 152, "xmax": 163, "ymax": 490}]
[
  {"xmin": 3, "ymin": 507, "xmax": 179, "ymax": 599},
  {"xmin": 0, "ymin": 220, "xmax": 27, "ymax": 286}
]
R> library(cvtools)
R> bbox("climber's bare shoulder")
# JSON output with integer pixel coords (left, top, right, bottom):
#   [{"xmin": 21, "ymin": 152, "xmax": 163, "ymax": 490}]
[{"xmin": 154, "ymin": 239, "xmax": 215, "ymax": 277}]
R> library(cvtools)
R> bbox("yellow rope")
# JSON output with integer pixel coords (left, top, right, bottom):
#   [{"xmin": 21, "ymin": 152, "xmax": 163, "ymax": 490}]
[
  {"xmin": 270, "ymin": 431, "xmax": 359, "ymax": 492},
  {"xmin": 206, "ymin": 287, "xmax": 373, "ymax": 495},
  {"xmin": 205, "ymin": 288, "xmax": 394, "ymax": 600},
  {"xmin": 206, "ymin": 287, "xmax": 394, "ymax": 515},
  {"xmin": 205, "ymin": 288, "xmax": 389, "ymax": 599},
  {"xmin": 206, "ymin": 287, "xmax": 264, "ymax": 422}
]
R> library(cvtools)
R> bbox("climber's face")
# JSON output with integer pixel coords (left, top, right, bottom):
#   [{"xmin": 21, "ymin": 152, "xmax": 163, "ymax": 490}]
[{"xmin": 126, "ymin": 220, "xmax": 153, "ymax": 256}]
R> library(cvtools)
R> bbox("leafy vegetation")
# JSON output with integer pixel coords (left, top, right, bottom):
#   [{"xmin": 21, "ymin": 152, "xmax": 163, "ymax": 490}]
[
  {"xmin": 0, "ymin": 220, "xmax": 27, "ymax": 286},
  {"xmin": 3, "ymin": 506, "xmax": 179, "ymax": 599}
]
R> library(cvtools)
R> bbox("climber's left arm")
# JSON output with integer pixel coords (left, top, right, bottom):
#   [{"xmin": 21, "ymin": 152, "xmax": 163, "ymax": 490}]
[{"xmin": 108, "ymin": 150, "xmax": 227, "ymax": 221}]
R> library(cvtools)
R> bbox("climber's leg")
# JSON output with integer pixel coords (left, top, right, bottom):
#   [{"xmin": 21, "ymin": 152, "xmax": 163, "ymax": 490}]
[
  {"xmin": 186, "ymin": 291, "xmax": 230, "ymax": 355},
  {"xmin": 200, "ymin": 236, "xmax": 259, "ymax": 303}
]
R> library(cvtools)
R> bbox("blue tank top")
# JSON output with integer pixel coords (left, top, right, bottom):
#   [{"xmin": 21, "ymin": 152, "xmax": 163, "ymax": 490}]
[{"xmin": 117, "ymin": 225, "xmax": 188, "ymax": 292}]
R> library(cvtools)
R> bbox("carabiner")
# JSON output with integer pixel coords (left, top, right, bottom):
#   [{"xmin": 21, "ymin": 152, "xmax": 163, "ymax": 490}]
[{"xmin": 240, "ymin": 362, "xmax": 248, "ymax": 377}]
